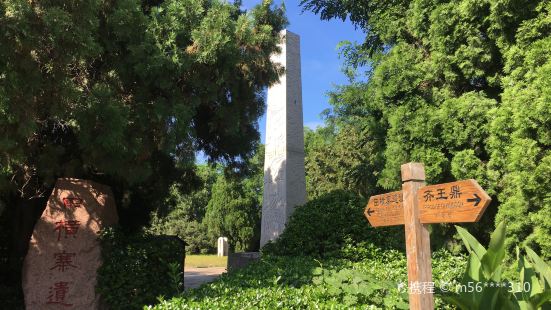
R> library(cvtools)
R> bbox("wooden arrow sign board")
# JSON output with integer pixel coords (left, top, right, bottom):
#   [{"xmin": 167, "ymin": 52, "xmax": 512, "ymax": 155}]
[
  {"xmin": 364, "ymin": 191, "xmax": 403, "ymax": 227},
  {"xmin": 419, "ymin": 179, "xmax": 491, "ymax": 224},
  {"xmin": 363, "ymin": 163, "xmax": 492, "ymax": 310},
  {"xmin": 364, "ymin": 180, "xmax": 490, "ymax": 226}
]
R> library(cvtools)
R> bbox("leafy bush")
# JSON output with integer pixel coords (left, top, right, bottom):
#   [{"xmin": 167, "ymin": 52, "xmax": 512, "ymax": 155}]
[
  {"xmin": 147, "ymin": 249, "xmax": 465, "ymax": 309},
  {"xmin": 312, "ymin": 265, "xmax": 409, "ymax": 308},
  {"xmin": 439, "ymin": 222, "xmax": 551, "ymax": 309},
  {"xmin": 97, "ymin": 227, "xmax": 184, "ymax": 310},
  {"xmin": 262, "ymin": 190, "xmax": 404, "ymax": 259}
]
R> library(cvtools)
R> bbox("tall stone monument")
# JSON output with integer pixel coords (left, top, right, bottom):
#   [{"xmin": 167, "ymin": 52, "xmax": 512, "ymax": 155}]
[{"xmin": 260, "ymin": 30, "xmax": 307, "ymax": 247}]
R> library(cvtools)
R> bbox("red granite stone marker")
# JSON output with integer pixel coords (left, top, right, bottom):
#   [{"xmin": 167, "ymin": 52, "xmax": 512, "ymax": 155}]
[{"xmin": 22, "ymin": 178, "xmax": 118, "ymax": 310}]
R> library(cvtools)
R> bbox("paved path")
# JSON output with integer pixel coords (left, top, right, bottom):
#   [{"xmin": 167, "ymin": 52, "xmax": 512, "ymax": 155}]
[{"xmin": 184, "ymin": 267, "xmax": 226, "ymax": 290}]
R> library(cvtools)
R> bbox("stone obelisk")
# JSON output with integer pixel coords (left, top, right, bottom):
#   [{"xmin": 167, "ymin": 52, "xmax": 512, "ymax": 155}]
[{"xmin": 260, "ymin": 30, "xmax": 306, "ymax": 247}]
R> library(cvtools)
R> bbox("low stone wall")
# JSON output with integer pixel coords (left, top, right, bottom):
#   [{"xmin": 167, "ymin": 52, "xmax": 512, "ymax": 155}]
[{"xmin": 227, "ymin": 252, "xmax": 260, "ymax": 272}]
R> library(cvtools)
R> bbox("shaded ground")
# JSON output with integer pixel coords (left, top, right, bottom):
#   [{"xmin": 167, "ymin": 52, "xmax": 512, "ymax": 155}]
[{"xmin": 184, "ymin": 267, "xmax": 226, "ymax": 290}]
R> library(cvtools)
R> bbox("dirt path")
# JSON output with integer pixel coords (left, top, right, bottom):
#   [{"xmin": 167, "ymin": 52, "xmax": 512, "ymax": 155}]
[{"xmin": 184, "ymin": 267, "xmax": 226, "ymax": 290}]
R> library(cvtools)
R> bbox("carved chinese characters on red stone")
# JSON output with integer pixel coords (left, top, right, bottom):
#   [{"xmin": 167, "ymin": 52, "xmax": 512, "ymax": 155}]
[
  {"xmin": 54, "ymin": 220, "xmax": 81, "ymax": 241},
  {"xmin": 62, "ymin": 197, "xmax": 83, "ymax": 208},
  {"xmin": 22, "ymin": 179, "xmax": 118, "ymax": 309},
  {"xmin": 50, "ymin": 251, "xmax": 78, "ymax": 272},
  {"xmin": 47, "ymin": 281, "xmax": 73, "ymax": 307}
]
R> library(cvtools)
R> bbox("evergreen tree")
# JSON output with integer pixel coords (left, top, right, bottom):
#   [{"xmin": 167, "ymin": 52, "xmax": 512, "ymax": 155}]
[
  {"xmin": 148, "ymin": 164, "xmax": 218, "ymax": 254},
  {"xmin": 301, "ymin": 0, "xmax": 550, "ymax": 257},
  {"xmin": 149, "ymin": 145, "xmax": 264, "ymax": 253},
  {"xmin": 0, "ymin": 0, "xmax": 286, "ymax": 288},
  {"xmin": 204, "ymin": 145, "xmax": 264, "ymax": 252}
]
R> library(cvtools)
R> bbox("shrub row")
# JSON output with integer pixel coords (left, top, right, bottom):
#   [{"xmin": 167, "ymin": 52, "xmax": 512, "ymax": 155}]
[
  {"xmin": 147, "ymin": 249, "xmax": 465, "ymax": 309},
  {"xmin": 262, "ymin": 190, "xmax": 404, "ymax": 260},
  {"xmin": 97, "ymin": 227, "xmax": 184, "ymax": 310}
]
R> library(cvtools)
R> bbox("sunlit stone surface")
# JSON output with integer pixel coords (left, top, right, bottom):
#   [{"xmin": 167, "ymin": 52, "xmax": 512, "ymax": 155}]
[{"xmin": 260, "ymin": 30, "xmax": 306, "ymax": 248}]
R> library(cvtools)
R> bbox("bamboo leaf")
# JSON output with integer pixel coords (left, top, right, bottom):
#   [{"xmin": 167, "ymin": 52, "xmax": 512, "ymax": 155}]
[
  {"xmin": 525, "ymin": 246, "xmax": 551, "ymax": 290},
  {"xmin": 530, "ymin": 290, "xmax": 551, "ymax": 308},
  {"xmin": 456, "ymin": 225, "xmax": 487, "ymax": 260},
  {"xmin": 481, "ymin": 221, "xmax": 506, "ymax": 280}
]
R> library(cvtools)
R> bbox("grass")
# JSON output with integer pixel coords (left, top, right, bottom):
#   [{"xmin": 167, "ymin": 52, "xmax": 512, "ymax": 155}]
[{"xmin": 185, "ymin": 255, "xmax": 227, "ymax": 268}]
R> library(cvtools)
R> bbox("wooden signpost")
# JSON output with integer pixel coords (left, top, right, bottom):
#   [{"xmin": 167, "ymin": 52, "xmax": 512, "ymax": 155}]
[
  {"xmin": 418, "ymin": 179, "xmax": 490, "ymax": 224},
  {"xmin": 364, "ymin": 190, "xmax": 403, "ymax": 227},
  {"xmin": 364, "ymin": 163, "xmax": 491, "ymax": 310}
]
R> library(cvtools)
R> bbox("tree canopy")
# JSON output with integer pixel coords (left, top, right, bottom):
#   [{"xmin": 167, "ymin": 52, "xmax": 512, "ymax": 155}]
[
  {"xmin": 0, "ymin": 0, "xmax": 287, "ymax": 291},
  {"xmin": 0, "ymin": 0, "xmax": 286, "ymax": 202},
  {"xmin": 301, "ymin": 0, "xmax": 550, "ymax": 257}
]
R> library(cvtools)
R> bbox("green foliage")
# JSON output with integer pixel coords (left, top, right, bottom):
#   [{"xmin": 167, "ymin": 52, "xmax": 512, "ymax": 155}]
[
  {"xmin": 148, "ymin": 165, "xmax": 218, "ymax": 254},
  {"xmin": 149, "ymin": 145, "xmax": 264, "ymax": 254},
  {"xmin": 146, "ymin": 248, "xmax": 465, "ymax": 309},
  {"xmin": 439, "ymin": 222, "xmax": 551, "ymax": 309},
  {"xmin": 0, "ymin": 0, "xmax": 287, "ymax": 198},
  {"xmin": 0, "ymin": 0, "xmax": 287, "ymax": 254},
  {"xmin": 312, "ymin": 266, "xmax": 409, "ymax": 308},
  {"xmin": 262, "ymin": 190, "xmax": 403, "ymax": 259},
  {"xmin": 203, "ymin": 174, "xmax": 260, "ymax": 252},
  {"xmin": 97, "ymin": 227, "xmax": 184, "ymax": 310},
  {"xmin": 487, "ymin": 1, "xmax": 551, "ymax": 258},
  {"xmin": 305, "ymin": 121, "xmax": 385, "ymax": 199},
  {"xmin": 1, "ymin": 0, "xmax": 286, "ymax": 302},
  {"xmin": 162, "ymin": 220, "xmax": 212, "ymax": 255},
  {"xmin": 167, "ymin": 262, "xmax": 183, "ymax": 296},
  {"xmin": 202, "ymin": 144, "xmax": 264, "ymax": 252},
  {"xmin": 300, "ymin": 0, "xmax": 551, "ymax": 257}
]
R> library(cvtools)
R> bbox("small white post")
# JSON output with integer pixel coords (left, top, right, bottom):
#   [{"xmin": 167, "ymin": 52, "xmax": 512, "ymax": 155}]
[{"xmin": 217, "ymin": 237, "xmax": 228, "ymax": 257}]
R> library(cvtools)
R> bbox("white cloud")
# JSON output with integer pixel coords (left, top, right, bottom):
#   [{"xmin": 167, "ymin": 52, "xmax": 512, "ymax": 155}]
[{"xmin": 304, "ymin": 121, "xmax": 324, "ymax": 130}]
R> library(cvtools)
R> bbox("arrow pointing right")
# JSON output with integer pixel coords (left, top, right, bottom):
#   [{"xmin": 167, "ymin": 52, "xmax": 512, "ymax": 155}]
[
  {"xmin": 419, "ymin": 179, "xmax": 491, "ymax": 223},
  {"xmin": 467, "ymin": 194, "xmax": 481, "ymax": 207}
]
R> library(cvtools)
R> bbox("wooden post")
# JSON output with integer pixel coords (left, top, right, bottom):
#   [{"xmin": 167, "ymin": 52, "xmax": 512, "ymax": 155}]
[
  {"xmin": 365, "ymin": 163, "xmax": 491, "ymax": 308},
  {"xmin": 401, "ymin": 163, "xmax": 434, "ymax": 310}
]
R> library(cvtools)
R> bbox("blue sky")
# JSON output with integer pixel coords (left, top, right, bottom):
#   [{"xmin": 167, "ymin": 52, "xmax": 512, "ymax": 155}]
[
  {"xmin": 241, "ymin": 0, "xmax": 365, "ymax": 142},
  {"xmin": 197, "ymin": 1, "xmax": 364, "ymax": 162}
]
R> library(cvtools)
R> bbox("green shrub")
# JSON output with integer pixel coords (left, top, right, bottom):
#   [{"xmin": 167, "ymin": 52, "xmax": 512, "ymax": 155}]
[
  {"xmin": 97, "ymin": 227, "xmax": 184, "ymax": 310},
  {"xmin": 312, "ymin": 265, "xmax": 409, "ymax": 308},
  {"xmin": 262, "ymin": 190, "xmax": 404, "ymax": 259},
  {"xmin": 439, "ymin": 222, "xmax": 551, "ymax": 309},
  {"xmin": 177, "ymin": 221, "xmax": 214, "ymax": 254},
  {"xmin": 149, "ymin": 217, "xmax": 214, "ymax": 255},
  {"xmin": 146, "ymin": 249, "xmax": 465, "ymax": 309}
]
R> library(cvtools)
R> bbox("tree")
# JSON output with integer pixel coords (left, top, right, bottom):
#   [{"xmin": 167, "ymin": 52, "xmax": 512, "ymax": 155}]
[
  {"xmin": 203, "ymin": 175, "xmax": 259, "ymax": 252},
  {"xmin": 0, "ymin": 0, "xmax": 287, "ymax": 296},
  {"xmin": 203, "ymin": 144, "xmax": 264, "ymax": 252},
  {"xmin": 300, "ymin": 0, "xmax": 550, "ymax": 257},
  {"xmin": 304, "ymin": 120, "xmax": 383, "ymax": 200},
  {"xmin": 148, "ymin": 164, "xmax": 218, "ymax": 254},
  {"xmin": 149, "ymin": 145, "xmax": 264, "ymax": 253},
  {"xmin": 487, "ymin": 1, "xmax": 551, "ymax": 258}
]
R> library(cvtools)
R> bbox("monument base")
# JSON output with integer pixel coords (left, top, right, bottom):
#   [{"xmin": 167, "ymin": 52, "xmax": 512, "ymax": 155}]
[{"xmin": 227, "ymin": 252, "xmax": 260, "ymax": 272}]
